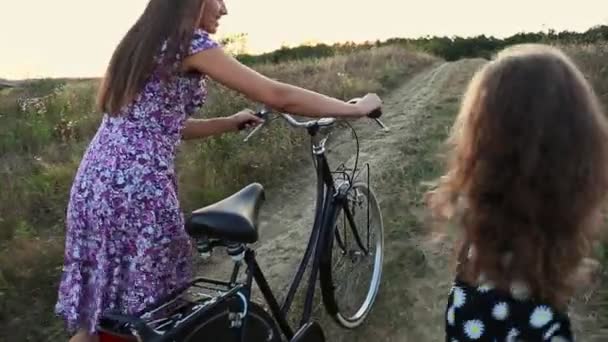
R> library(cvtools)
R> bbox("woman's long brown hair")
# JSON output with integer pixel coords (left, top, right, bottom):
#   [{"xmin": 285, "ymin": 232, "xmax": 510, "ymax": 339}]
[
  {"xmin": 96, "ymin": 0, "xmax": 206, "ymax": 115},
  {"xmin": 426, "ymin": 44, "xmax": 608, "ymax": 310}
]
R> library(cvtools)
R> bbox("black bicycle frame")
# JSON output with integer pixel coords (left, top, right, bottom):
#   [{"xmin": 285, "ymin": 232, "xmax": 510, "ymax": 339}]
[
  {"xmin": 235, "ymin": 127, "xmax": 365, "ymax": 340},
  {"xmin": 175, "ymin": 127, "xmax": 367, "ymax": 342}
]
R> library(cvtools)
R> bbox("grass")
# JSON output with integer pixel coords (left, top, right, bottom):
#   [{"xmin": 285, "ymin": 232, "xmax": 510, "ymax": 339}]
[
  {"xmin": 561, "ymin": 43, "xmax": 608, "ymax": 334},
  {"xmin": 0, "ymin": 45, "xmax": 436, "ymax": 341}
]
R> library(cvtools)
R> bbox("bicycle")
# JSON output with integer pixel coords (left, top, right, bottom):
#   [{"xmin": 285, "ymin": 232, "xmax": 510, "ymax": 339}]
[{"xmin": 97, "ymin": 100, "xmax": 387, "ymax": 342}]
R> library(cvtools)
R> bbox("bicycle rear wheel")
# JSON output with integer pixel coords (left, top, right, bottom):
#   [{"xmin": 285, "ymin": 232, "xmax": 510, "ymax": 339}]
[
  {"xmin": 319, "ymin": 181, "xmax": 384, "ymax": 328},
  {"xmin": 181, "ymin": 300, "xmax": 281, "ymax": 341}
]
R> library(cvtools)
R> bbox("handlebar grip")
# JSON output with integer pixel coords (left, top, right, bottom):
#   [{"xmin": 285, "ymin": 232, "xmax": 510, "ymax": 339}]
[
  {"xmin": 368, "ymin": 107, "xmax": 382, "ymax": 119},
  {"xmin": 237, "ymin": 120, "xmax": 255, "ymax": 131},
  {"xmin": 348, "ymin": 98, "xmax": 382, "ymax": 119},
  {"xmin": 237, "ymin": 110, "xmax": 266, "ymax": 131}
]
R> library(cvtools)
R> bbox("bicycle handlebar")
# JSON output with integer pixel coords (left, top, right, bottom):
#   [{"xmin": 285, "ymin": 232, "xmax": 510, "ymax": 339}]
[{"xmin": 242, "ymin": 98, "xmax": 388, "ymax": 142}]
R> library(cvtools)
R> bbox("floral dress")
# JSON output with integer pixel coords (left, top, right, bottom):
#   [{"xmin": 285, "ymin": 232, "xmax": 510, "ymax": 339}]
[{"xmin": 54, "ymin": 29, "xmax": 219, "ymax": 335}]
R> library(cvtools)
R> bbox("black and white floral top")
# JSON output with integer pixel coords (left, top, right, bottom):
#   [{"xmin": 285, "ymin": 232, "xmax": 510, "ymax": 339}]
[
  {"xmin": 445, "ymin": 278, "xmax": 573, "ymax": 341},
  {"xmin": 445, "ymin": 245, "xmax": 574, "ymax": 342}
]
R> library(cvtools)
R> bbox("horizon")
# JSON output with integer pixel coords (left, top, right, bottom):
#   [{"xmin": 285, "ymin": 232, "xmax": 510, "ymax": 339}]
[{"xmin": 1, "ymin": 0, "xmax": 607, "ymax": 80}]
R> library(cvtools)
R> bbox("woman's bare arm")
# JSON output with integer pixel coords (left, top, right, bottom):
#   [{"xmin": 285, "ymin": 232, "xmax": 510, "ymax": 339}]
[{"xmin": 182, "ymin": 48, "xmax": 381, "ymax": 118}]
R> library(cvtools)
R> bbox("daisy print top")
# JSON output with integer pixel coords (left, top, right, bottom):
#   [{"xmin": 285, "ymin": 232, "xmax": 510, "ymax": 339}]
[
  {"xmin": 445, "ymin": 245, "xmax": 574, "ymax": 341},
  {"xmin": 445, "ymin": 278, "xmax": 573, "ymax": 341}
]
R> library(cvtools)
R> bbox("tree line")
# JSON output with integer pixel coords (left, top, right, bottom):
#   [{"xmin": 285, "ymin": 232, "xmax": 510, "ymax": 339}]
[{"xmin": 224, "ymin": 25, "xmax": 608, "ymax": 64}]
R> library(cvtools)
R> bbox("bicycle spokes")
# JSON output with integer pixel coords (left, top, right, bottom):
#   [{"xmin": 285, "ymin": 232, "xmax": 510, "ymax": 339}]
[{"xmin": 330, "ymin": 188, "xmax": 379, "ymax": 318}]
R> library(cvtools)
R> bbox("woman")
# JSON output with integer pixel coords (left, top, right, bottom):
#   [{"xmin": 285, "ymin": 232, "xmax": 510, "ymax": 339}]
[
  {"xmin": 426, "ymin": 44, "xmax": 607, "ymax": 341},
  {"xmin": 54, "ymin": 0, "xmax": 382, "ymax": 341}
]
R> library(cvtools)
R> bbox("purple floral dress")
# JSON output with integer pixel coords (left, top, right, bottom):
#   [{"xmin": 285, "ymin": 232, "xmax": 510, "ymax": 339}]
[{"xmin": 55, "ymin": 29, "xmax": 219, "ymax": 335}]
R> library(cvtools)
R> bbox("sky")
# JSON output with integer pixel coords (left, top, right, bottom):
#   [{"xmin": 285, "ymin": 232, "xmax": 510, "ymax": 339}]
[{"xmin": 1, "ymin": 0, "xmax": 607, "ymax": 79}]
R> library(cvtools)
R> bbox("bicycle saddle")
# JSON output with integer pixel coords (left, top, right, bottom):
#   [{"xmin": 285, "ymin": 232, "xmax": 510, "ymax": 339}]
[{"xmin": 186, "ymin": 183, "xmax": 265, "ymax": 244}]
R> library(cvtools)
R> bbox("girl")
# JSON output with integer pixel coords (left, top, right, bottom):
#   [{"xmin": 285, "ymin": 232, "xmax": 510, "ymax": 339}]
[
  {"xmin": 426, "ymin": 44, "xmax": 608, "ymax": 341},
  {"xmin": 54, "ymin": 0, "xmax": 382, "ymax": 341}
]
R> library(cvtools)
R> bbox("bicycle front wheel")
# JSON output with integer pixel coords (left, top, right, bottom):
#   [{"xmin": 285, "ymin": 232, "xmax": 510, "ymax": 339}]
[{"xmin": 319, "ymin": 181, "xmax": 384, "ymax": 328}]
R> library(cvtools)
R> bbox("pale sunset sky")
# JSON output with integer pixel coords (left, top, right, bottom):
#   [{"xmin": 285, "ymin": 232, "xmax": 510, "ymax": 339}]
[{"xmin": 1, "ymin": 0, "xmax": 607, "ymax": 79}]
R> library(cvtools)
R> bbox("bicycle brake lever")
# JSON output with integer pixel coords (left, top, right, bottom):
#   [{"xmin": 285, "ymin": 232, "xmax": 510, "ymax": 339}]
[
  {"xmin": 237, "ymin": 108, "xmax": 268, "ymax": 131},
  {"xmin": 349, "ymin": 98, "xmax": 387, "ymax": 132},
  {"xmin": 243, "ymin": 107, "xmax": 271, "ymax": 142},
  {"xmin": 367, "ymin": 107, "xmax": 388, "ymax": 132},
  {"xmin": 374, "ymin": 118, "xmax": 390, "ymax": 132},
  {"xmin": 243, "ymin": 123, "xmax": 265, "ymax": 142}
]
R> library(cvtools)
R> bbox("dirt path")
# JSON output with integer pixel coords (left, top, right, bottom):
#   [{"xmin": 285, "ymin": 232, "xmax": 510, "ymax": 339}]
[{"xmin": 195, "ymin": 59, "xmax": 604, "ymax": 341}]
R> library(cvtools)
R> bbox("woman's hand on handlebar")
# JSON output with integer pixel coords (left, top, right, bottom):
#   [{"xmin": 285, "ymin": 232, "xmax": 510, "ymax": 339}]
[
  {"xmin": 231, "ymin": 108, "xmax": 265, "ymax": 131},
  {"xmin": 351, "ymin": 93, "xmax": 382, "ymax": 117}
]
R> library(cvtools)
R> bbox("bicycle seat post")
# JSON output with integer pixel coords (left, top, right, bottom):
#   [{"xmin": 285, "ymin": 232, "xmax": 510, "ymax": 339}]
[
  {"xmin": 196, "ymin": 237, "xmax": 212, "ymax": 260},
  {"xmin": 227, "ymin": 242, "xmax": 245, "ymax": 286}
]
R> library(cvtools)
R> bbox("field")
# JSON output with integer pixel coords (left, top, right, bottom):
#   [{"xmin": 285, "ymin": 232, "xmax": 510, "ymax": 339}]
[{"xmin": 0, "ymin": 30, "xmax": 607, "ymax": 340}]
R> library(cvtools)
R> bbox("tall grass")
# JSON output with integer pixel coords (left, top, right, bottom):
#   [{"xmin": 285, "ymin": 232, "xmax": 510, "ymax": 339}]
[{"xmin": 0, "ymin": 45, "xmax": 437, "ymax": 341}]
